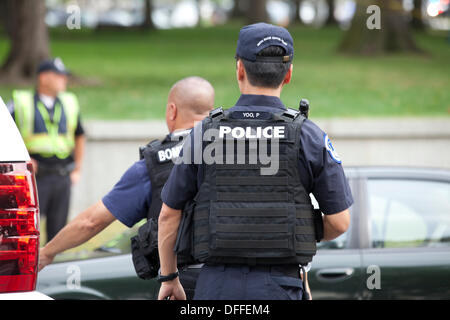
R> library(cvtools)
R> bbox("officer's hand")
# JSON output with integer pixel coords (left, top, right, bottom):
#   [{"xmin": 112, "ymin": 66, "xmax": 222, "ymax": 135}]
[
  {"xmin": 30, "ymin": 158, "xmax": 38, "ymax": 174},
  {"xmin": 70, "ymin": 168, "xmax": 81, "ymax": 185},
  {"xmin": 38, "ymin": 248, "xmax": 55, "ymax": 272},
  {"xmin": 158, "ymin": 278, "xmax": 186, "ymax": 300}
]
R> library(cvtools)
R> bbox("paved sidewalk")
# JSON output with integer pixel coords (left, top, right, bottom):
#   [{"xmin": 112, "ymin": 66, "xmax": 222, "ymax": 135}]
[{"xmin": 84, "ymin": 117, "xmax": 450, "ymax": 140}]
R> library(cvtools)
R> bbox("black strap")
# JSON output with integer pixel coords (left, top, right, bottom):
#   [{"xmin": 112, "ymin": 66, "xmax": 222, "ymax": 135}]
[
  {"xmin": 217, "ymin": 192, "xmax": 288, "ymax": 202},
  {"xmin": 216, "ymin": 239, "xmax": 289, "ymax": 249},
  {"xmin": 295, "ymin": 226, "xmax": 315, "ymax": 235},
  {"xmin": 216, "ymin": 176, "xmax": 288, "ymax": 186},
  {"xmin": 216, "ymin": 208, "xmax": 288, "ymax": 217},
  {"xmin": 209, "ymin": 107, "xmax": 226, "ymax": 121},
  {"xmin": 271, "ymin": 108, "xmax": 301, "ymax": 122},
  {"xmin": 296, "ymin": 208, "xmax": 314, "ymax": 219},
  {"xmin": 295, "ymin": 242, "xmax": 316, "ymax": 251},
  {"xmin": 215, "ymin": 161, "xmax": 288, "ymax": 170},
  {"xmin": 216, "ymin": 223, "xmax": 289, "ymax": 233}
]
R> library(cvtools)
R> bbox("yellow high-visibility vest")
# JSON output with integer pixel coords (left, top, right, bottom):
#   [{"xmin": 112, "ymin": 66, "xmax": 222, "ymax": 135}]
[{"xmin": 12, "ymin": 90, "xmax": 80, "ymax": 159}]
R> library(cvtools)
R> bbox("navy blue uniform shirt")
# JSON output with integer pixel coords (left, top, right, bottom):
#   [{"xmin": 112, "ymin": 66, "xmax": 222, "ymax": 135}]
[
  {"xmin": 102, "ymin": 160, "xmax": 151, "ymax": 227},
  {"xmin": 161, "ymin": 94, "xmax": 354, "ymax": 215}
]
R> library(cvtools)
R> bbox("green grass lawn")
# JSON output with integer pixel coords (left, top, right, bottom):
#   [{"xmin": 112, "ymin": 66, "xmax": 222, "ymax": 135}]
[{"xmin": 1, "ymin": 25, "xmax": 449, "ymax": 119}]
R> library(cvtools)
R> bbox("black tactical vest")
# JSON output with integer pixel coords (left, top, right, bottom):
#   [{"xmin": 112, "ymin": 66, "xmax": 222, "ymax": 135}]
[
  {"xmin": 131, "ymin": 130, "xmax": 193, "ymax": 279},
  {"xmin": 140, "ymin": 130, "xmax": 190, "ymax": 220},
  {"xmin": 192, "ymin": 108, "xmax": 317, "ymax": 265}
]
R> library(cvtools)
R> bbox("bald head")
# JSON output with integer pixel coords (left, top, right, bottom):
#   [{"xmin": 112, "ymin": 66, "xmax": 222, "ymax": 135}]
[{"xmin": 166, "ymin": 76, "xmax": 215, "ymax": 132}]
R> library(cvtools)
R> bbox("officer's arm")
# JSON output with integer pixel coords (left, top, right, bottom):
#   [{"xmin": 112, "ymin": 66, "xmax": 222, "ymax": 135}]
[
  {"xmin": 158, "ymin": 203, "xmax": 182, "ymax": 275},
  {"xmin": 39, "ymin": 200, "xmax": 116, "ymax": 271},
  {"xmin": 71, "ymin": 134, "xmax": 86, "ymax": 185},
  {"xmin": 6, "ymin": 100, "xmax": 15, "ymax": 118},
  {"xmin": 322, "ymin": 209, "xmax": 350, "ymax": 241}
]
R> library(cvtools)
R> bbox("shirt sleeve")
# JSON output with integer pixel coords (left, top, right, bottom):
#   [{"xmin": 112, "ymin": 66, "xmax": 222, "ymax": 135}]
[
  {"xmin": 74, "ymin": 113, "xmax": 85, "ymax": 136},
  {"xmin": 300, "ymin": 120, "xmax": 354, "ymax": 215},
  {"xmin": 6, "ymin": 100, "xmax": 15, "ymax": 119},
  {"xmin": 102, "ymin": 160, "xmax": 151, "ymax": 227}
]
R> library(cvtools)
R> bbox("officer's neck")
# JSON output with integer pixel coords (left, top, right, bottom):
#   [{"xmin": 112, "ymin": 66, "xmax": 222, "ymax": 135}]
[{"xmin": 239, "ymin": 83, "xmax": 283, "ymax": 98}]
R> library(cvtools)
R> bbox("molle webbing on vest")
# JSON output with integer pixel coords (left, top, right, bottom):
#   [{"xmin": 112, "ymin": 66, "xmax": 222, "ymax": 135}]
[{"xmin": 192, "ymin": 108, "xmax": 317, "ymax": 265}]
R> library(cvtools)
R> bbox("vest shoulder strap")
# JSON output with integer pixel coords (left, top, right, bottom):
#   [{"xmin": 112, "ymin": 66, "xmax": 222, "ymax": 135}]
[
  {"xmin": 276, "ymin": 108, "xmax": 305, "ymax": 123},
  {"xmin": 209, "ymin": 107, "xmax": 225, "ymax": 121},
  {"xmin": 140, "ymin": 138, "xmax": 177, "ymax": 219},
  {"xmin": 141, "ymin": 139, "xmax": 163, "ymax": 181}
]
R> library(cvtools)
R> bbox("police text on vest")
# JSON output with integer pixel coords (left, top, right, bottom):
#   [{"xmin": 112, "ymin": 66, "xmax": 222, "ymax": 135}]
[{"xmin": 219, "ymin": 126, "xmax": 285, "ymax": 139}]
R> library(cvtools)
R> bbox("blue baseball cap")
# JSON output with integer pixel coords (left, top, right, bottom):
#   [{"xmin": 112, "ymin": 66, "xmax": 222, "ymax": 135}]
[
  {"xmin": 236, "ymin": 23, "xmax": 294, "ymax": 63},
  {"xmin": 37, "ymin": 57, "xmax": 71, "ymax": 75}
]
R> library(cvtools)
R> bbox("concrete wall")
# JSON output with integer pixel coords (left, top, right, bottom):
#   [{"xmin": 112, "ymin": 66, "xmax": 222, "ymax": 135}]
[{"xmin": 70, "ymin": 118, "xmax": 450, "ymax": 218}]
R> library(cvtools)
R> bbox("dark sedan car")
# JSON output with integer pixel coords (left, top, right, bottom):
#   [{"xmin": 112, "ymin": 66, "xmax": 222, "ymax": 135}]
[{"xmin": 37, "ymin": 167, "xmax": 450, "ymax": 300}]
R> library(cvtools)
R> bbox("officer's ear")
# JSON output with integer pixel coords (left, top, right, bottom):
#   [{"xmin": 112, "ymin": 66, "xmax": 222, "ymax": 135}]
[
  {"xmin": 236, "ymin": 59, "xmax": 246, "ymax": 82},
  {"xmin": 166, "ymin": 102, "xmax": 177, "ymax": 121},
  {"xmin": 282, "ymin": 64, "xmax": 293, "ymax": 85}
]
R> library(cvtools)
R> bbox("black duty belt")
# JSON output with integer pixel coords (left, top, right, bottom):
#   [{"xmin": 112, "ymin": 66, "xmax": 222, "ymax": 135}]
[
  {"xmin": 36, "ymin": 163, "xmax": 74, "ymax": 177},
  {"xmin": 207, "ymin": 263, "xmax": 300, "ymax": 279}
]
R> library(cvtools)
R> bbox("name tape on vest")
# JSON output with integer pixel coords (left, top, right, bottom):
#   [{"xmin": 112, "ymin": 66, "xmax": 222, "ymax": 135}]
[
  {"xmin": 230, "ymin": 111, "xmax": 272, "ymax": 120},
  {"xmin": 219, "ymin": 126, "xmax": 285, "ymax": 139},
  {"xmin": 157, "ymin": 145, "xmax": 183, "ymax": 163}
]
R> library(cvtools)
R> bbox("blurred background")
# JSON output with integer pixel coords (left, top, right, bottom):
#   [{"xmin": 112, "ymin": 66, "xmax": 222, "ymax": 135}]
[{"xmin": 0, "ymin": 0, "xmax": 449, "ymax": 248}]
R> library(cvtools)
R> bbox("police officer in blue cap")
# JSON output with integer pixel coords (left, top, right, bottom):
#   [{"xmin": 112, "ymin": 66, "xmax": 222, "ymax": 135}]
[
  {"xmin": 7, "ymin": 57, "xmax": 85, "ymax": 243},
  {"xmin": 157, "ymin": 23, "xmax": 353, "ymax": 300}
]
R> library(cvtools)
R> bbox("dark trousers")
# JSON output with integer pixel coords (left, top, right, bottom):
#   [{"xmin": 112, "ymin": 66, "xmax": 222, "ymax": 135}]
[
  {"xmin": 36, "ymin": 173, "xmax": 71, "ymax": 242},
  {"xmin": 193, "ymin": 264, "xmax": 304, "ymax": 300}
]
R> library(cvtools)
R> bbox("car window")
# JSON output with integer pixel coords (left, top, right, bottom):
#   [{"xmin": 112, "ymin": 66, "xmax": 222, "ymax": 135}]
[
  {"xmin": 311, "ymin": 194, "xmax": 348, "ymax": 250},
  {"xmin": 53, "ymin": 220, "xmax": 143, "ymax": 263},
  {"xmin": 97, "ymin": 220, "xmax": 142, "ymax": 254},
  {"xmin": 368, "ymin": 179, "xmax": 450, "ymax": 249}
]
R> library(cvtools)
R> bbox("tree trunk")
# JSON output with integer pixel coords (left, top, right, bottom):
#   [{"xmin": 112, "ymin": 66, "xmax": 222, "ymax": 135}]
[
  {"xmin": 0, "ymin": 0, "xmax": 7, "ymax": 33},
  {"xmin": 338, "ymin": 0, "xmax": 423, "ymax": 55},
  {"xmin": 195, "ymin": 0, "xmax": 202, "ymax": 27},
  {"xmin": 325, "ymin": 0, "xmax": 337, "ymax": 25},
  {"xmin": 411, "ymin": 0, "xmax": 425, "ymax": 30},
  {"xmin": 247, "ymin": 0, "xmax": 268, "ymax": 24},
  {"xmin": 231, "ymin": 0, "xmax": 245, "ymax": 18},
  {"xmin": 141, "ymin": 0, "xmax": 154, "ymax": 30},
  {"xmin": 0, "ymin": 0, "xmax": 50, "ymax": 84},
  {"xmin": 292, "ymin": 0, "xmax": 303, "ymax": 23}
]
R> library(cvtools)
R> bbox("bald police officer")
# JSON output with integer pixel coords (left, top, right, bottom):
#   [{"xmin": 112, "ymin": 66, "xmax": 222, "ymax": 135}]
[
  {"xmin": 157, "ymin": 23, "xmax": 353, "ymax": 300},
  {"xmin": 38, "ymin": 76, "xmax": 215, "ymax": 299}
]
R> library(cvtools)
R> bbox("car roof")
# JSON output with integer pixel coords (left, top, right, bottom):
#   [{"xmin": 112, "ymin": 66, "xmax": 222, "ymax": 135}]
[
  {"xmin": 344, "ymin": 166, "xmax": 450, "ymax": 182},
  {"xmin": 0, "ymin": 97, "xmax": 30, "ymax": 162}
]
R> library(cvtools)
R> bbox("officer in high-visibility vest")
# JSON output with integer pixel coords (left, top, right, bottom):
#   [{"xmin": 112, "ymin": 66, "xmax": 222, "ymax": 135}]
[{"xmin": 7, "ymin": 57, "xmax": 86, "ymax": 243}]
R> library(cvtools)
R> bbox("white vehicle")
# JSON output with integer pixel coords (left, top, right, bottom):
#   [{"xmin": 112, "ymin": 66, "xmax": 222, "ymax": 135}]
[{"xmin": 0, "ymin": 97, "xmax": 51, "ymax": 300}]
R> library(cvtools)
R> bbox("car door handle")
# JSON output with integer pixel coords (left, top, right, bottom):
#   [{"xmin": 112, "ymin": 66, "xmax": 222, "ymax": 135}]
[{"xmin": 316, "ymin": 268, "xmax": 355, "ymax": 282}]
